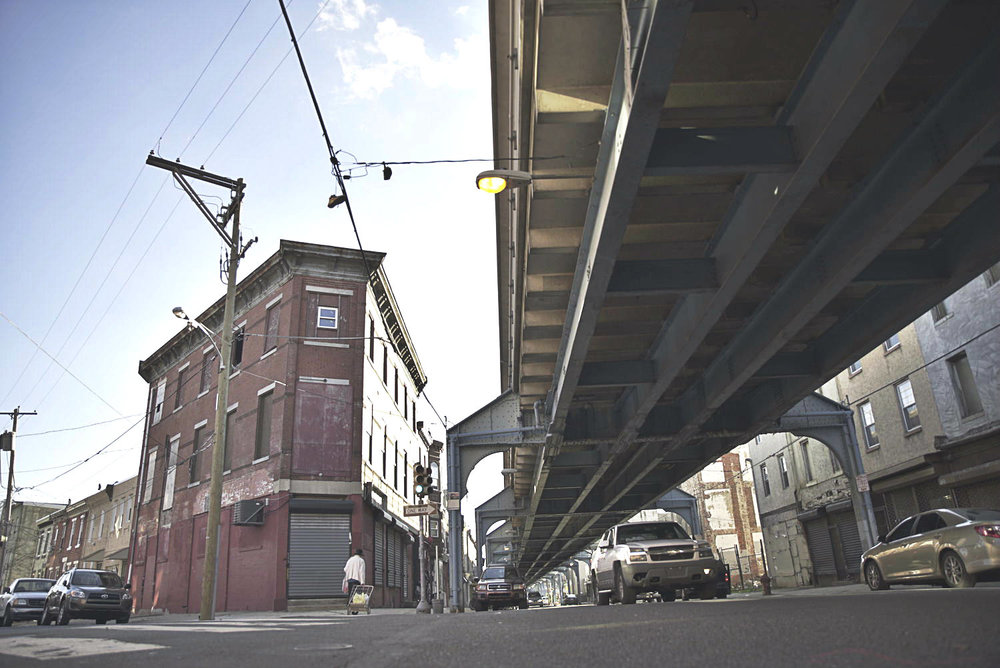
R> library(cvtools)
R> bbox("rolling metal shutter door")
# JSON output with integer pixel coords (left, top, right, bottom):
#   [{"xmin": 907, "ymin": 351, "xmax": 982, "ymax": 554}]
[
  {"xmin": 387, "ymin": 529, "xmax": 400, "ymax": 588},
  {"xmin": 288, "ymin": 514, "xmax": 351, "ymax": 598},
  {"xmin": 835, "ymin": 514, "xmax": 863, "ymax": 574},
  {"xmin": 805, "ymin": 519, "xmax": 836, "ymax": 576},
  {"xmin": 374, "ymin": 522, "xmax": 385, "ymax": 586}
]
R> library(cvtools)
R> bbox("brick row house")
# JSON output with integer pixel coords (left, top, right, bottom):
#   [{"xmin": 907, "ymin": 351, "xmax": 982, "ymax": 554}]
[
  {"xmin": 32, "ymin": 479, "xmax": 135, "ymax": 579},
  {"xmin": 132, "ymin": 240, "xmax": 433, "ymax": 613}
]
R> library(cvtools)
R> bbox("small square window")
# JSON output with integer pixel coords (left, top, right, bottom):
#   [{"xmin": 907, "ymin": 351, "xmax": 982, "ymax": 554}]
[
  {"xmin": 848, "ymin": 360, "xmax": 862, "ymax": 375},
  {"xmin": 883, "ymin": 333, "xmax": 900, "ymax": 352},
  {"xmin": 317, "ymin": 306, "xmax": 339, "ymax": 330},
  {"xmin": 931, "ymin": 301, "xmax": 949, "ymax": 322}
]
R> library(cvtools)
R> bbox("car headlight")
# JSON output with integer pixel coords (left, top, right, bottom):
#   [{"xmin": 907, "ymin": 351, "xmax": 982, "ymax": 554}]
[
  {"xmin": 68, "ymin": 588, "xmax": 87, "ymax": 599},
  {"xmin": 513, "ymin": 584, "xmax": 525, "ymax": 590},
  {"xmin": 13, "ymin": 597, "xmax": 29, "ymax": 607},
  {"xmin": 476, "ymin": 584, "xmax": 488, "ymax": 592},
  {"xmin": 629, "ymin": 549, "xmax": 649, "ymax": 563},
  {"xmin": 122, "ymin": 593, "xmax": 132, "ymax": 601},
  {"xmin": 699, "ymin": 549, "xmax": 715, "ymax": 558}
]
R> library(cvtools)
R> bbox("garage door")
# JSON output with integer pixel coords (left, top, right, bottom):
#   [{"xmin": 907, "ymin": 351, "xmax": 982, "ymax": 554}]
[
  {"xmin": 288, "ymin": 513, "xmax": 351, "ymax": 598},
  {"xmin": 805, "ymin": 519, "xmax": 836, "ymax": 576}
]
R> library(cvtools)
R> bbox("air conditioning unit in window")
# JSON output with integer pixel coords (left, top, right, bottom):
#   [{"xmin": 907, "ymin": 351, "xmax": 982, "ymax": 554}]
[{"xmin": 232, "ymin": 499, "xmax": 265, "ymax": 526}]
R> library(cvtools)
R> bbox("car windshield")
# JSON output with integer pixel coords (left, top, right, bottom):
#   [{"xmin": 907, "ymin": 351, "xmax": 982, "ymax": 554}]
[
  {"xmin": 617, "ymin": 523, "xmax": 689, "ymax": 542},
  {"xmin": 70, "ymin": 571, "xmax": 122, "ymax": 588},
  {"xmin": 951, "ymin": 508, "xmax": 1000, "ymax": 522},
  {"xmin": 482, "ymin": 567, "xmax": 519, "ymax": 580},
  {"xmin": 13, "ymin": 579, "xmax": 55, "ymax": 593}
]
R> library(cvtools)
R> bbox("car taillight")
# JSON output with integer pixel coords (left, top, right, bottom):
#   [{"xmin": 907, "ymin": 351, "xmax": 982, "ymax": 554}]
[{"xmin": 975, "ymin": 525, "xmax": 1000, "ymax": 539}]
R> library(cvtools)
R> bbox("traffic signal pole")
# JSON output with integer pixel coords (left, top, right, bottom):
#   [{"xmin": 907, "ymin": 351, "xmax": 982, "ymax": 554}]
[{"xmin": 416, "ymin": 514, "xmax": 430, "ymax": 613}]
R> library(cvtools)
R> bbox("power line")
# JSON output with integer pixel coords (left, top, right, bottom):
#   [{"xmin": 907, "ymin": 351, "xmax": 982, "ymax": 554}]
[
  {"xmin": 18, "ymin": 416, "xmax": 143, "ymax": 438},
  {"xmin": 0, "ymin": 312, "xmax": 121, "ymax": 416}
]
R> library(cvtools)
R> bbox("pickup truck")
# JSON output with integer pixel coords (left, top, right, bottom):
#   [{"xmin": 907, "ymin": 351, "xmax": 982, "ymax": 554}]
[{"xmin": 589, "ymin": 521, "xmax": 722, "ymax": 604}]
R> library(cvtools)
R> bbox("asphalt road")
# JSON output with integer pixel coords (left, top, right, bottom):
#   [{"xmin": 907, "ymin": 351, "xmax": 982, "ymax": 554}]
[{"xmin": 3, "ymin": 586, "xmax": 999, "ymax": 667}]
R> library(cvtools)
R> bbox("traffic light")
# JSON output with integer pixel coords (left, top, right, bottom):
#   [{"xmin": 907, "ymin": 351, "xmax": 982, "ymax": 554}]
[{"xmin": 414, "ymin": 464, "xmax": 429, "ymax": 498}]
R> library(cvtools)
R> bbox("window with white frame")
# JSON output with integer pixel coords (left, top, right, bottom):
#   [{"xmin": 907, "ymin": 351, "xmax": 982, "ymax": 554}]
[
  {"xmin": 848, "ymin": 360, "xmax": 862, "ymax": 375},
  {"xmin": 759, "ymin": 463, "xmax": 770, "ymax": 496},
  {"xmin": 948, "ymin": 352, "xmax": 983, "ymax": 418},
  {"xmin": 860, "ymin": 401, "xmax": 879, "ymax": 448},
  {"xmin": 151, "ymin": 379, "xmax": 166, "ymax": 425},
  {"xmin": 162, "ymin": 434, "xmax": 180, "ymax": 510},
  {"xmin": 778, "ymin": 454, "xmax": 789, "ymax": 488},
  {"xmin": 931, "ymin": 301, "xmax": 949, "ymax": 322},
  {"xmin": 895, "ymin": 378, "xmax": 920, "ymax": 431},
  {"xmin": 883, "ymin": 333, "xmax": 901, "ymax": 352},
  {"xmin": 317, "ymin": 306, "xmax": 339, "ymax": 330},
  {"xmin": 800, "ymin": 441, "xmax": 813, "ymax": 482},
  {"xmin": 142, "ymin": 448, "xmax": 157, "ymax": 504}
]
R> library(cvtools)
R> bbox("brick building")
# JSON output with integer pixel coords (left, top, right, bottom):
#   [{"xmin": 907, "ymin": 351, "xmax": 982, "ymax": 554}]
[{"xmin": 131, "ymin": 241, "xmax": 433, "ymax": 613}]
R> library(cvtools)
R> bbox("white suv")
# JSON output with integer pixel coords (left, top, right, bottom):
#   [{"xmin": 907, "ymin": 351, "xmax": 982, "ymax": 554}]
[{"xmin": 589, "ymin": 521, "xmax": 721, "ymax": 604}]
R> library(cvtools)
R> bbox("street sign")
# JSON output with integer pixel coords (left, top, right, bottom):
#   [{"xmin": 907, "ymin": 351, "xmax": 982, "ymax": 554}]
[
  {"xmin": 404, "ymin": 504, "xmax": 436, "ymax": 517},
  {"xmin": 856, "ymin": 474, "xmax": 869, "ymax": 493}
]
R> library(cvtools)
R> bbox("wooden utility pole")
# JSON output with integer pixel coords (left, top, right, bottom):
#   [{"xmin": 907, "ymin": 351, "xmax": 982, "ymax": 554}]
[
  {"xmin": 145, "ymin": 154, "xmax": 251, "ymax": 621},
  {"xmin": 0, "ymin": 407, "xmax": 37, "ymax": 581}
]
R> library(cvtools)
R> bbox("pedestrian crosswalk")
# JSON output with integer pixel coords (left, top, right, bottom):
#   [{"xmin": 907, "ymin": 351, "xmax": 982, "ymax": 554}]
[{"xmin": 1, "ymin": 637, "xmax": 167, "ymax": 662}]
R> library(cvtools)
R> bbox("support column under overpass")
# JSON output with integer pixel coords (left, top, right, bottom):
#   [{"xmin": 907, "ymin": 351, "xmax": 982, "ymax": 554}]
[{"xmin": 766, "ymin": 392, "xmax": 879, "ymax": 551}]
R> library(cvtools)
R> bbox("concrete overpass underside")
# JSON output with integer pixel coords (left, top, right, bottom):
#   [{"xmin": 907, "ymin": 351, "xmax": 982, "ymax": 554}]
[{"xmin": 474, "ymin": 0, "xmax": 1000, "ymax": 582}]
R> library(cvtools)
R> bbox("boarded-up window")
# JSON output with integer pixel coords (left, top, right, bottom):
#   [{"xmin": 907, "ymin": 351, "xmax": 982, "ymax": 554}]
[
  {"xmin": 292, "ymin": 383, "xmax": 353, "ymax": 476},
  {"xmin": 264, "ymin": 303, "xmax": 280, "ymax": 353}
]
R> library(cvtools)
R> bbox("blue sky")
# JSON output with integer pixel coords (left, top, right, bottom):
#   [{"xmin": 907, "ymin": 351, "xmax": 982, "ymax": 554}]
[{"xmin": 0, "ymin": 0, "xmax": 503, "ymax": 513}]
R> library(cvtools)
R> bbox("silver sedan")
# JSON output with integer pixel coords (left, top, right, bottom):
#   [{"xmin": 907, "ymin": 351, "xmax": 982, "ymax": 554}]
[{"xmin": 862, "ymin": 508, "xmax": 1000, "ymax": 590}]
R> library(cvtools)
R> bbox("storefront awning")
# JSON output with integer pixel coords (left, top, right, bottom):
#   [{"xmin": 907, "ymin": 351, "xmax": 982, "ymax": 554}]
[
  {"xmin": 82, "ymin": 548, "xmax": 105, "ymax": 561},
  {"xmin": 105, "ymin": 547, "xmax": 130, "ymax": 561}
]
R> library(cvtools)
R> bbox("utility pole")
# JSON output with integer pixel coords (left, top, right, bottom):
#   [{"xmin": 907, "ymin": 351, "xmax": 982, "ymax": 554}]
[
  {"xmin": 145, "ymin": 154, "xmax": 251, "ymax": 621},
  {"xmin": 0, "ymin": 407, "xmax": 37, "ymax": 581},
  {"xmin": 416, "ymin": 514, "xmax": 430, "ymax": 613}
]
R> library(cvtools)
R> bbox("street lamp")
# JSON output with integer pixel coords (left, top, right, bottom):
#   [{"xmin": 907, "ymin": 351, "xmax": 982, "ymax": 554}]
[
  {"xmin": 475, "ymin": 169, "xmax": 532, "ymax": 194},
  {"xmin": 173, "ymin": 307, "xmax": 223, "ymax": 358}
]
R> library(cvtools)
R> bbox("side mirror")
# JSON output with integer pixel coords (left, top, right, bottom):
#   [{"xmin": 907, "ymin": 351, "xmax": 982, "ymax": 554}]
[
  {"xmin": 877, "ymin": 534, "xmax": 886, "ymax": 544},
  {"xmin": 124, "ymin": 583, "xmax": 132, "ymax": 591},
  {"xmin": 2, "ymin": 587, "xmax": 9, "ymax": 594},
  {"xmin": 471, "ymin": 577, "xmax": 479, "ymax": 584}
]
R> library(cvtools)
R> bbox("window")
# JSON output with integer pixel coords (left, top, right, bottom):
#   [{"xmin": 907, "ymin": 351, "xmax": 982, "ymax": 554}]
[
  {"xmin": 984, "ymin": 261, "xmax": 1000, "ymax": 287},
  {"xmin": 142, "ymin": 448, "xmax": 158, "ymax": 504},
  {"xmin": 264, "ymin": 303, "xmax": 280, "ymax": 353},
  {"xmin": 883, "ymin": 333, "xmax": 900, "ymax": 352},
  {"xmin": 778, "ymin": 454, "xmax": 789, "ymax": 488},
  {"xmin": 759, "ymin": 463, "xmax": 770, "ymax": 496},
  {"xmin": 254, "ymin": 390, "xmax": 273, "ymax": 460},
  {"xmin": 403, "ymin": 452, "xmax": 409, "ymax": 498},
  {"xmin": 394, "ymin": 368, "xmax": 399, "ymax": 403},
  {"xmin": 800, "ymin": 441, "xmax": 813, "ymax": 482},
  {"xmin": 914, "ymin": 512, "xmax": 946, "ymax": 534},
  {"xmin": 163, "ymin": 435, "xmax": 179, "ymax": 510},
  {"xmin": 231, "ymin": 326, "xmax": 245, "ymax": 369},
  {"xmin": 393, "ymin": 441, "xmax": 399, "ymax": 490},
  {"xmin": 223, "ymin": 408, "xmax": 237, "ymax": 471},
  {"xmin": 931, "ymin": 301, "xmax": 949, "ymax": 322},
  {"xmin": 151, "ymin": 380, "xmax": 166, "ymax": 425},
  {"xmin": 886, "ymin": 517, "xmax": 916, "ymax": 543},
  {"xmin": 69, "ymin": 518, "xmax": 77, "ymax": 548},
  {"xmin": 848, "ymin": 360, "xmax": 862, "ymax": 375},
  {"xmin": 191, "ymin": 425, "xmax": 205, "ymax": 482},
  {"xmin": 175, "ymin": 366, "xmax": 186, "ymax": 410},
  {"xmin": 367, "ymin": 428, "xmax": 374, "ymax": 463},
  {"xmin": 369, "ymin": 315, "xmax": 376, "ymax": 361},
  {"xmin": 98, "ymin": 510, "xmax": 106, "ymax": 539},
  {"xmin": 895, "ymin": 378, "xmax": 921, "ymax": 431},
  {"xmin": 830, "ymin": 448, "xmax": 842, "ymax": 474},
  {"xmin": 860, "ymin": 401, "xmax": 879, "ymax": 448},
  {"xmin": 754, "ymin": 435, "xmax": 761, "ymax": 444},
  {"xmin": 382, "ymin": 430, "xmax": 388, "ymax": 478},
  {"xmin": 200, "ymin": 350, "xmax": 216, "ymax": 394},
  {"xmin": 948, "ymin": 352, "xmax": 983, "ymax": 417},
  {"xmin": 382, "ymin": 345, "xmax": 388, "ymax": 383},
  {"xmin": 404, "ymin": 387, "xmax": 408, "ymax": 419},
  {"xmin": 317, "ymin": 306, "xmax": 339, "ymax": 330}
]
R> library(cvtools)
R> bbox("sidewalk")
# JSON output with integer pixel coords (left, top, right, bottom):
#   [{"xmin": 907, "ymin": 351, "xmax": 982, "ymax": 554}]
[{"xmin": 132, "ymin": 604, "xmax": 438, "ymax": 622}]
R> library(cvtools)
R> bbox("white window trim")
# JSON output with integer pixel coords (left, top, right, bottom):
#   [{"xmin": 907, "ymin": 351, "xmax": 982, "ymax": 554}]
[
  {"xmin": 252, "ymin": 455, "xmax": 270, "ymax": 465},
  {"xmin": 265, "ymin": 293, "xmax": 283, "ymax": 309},
  {"xmin": 257, "ymin": 382, "xmax": 277, "ymax": 396},
  {"xmin": 306, "ymin": 285, "xmax": 354, "ymax": 296},
  {"xmin": 317, "ymin": 306, "xmax": 339, "ymax": 330},
  {"xmin": 260, "ymin": 347, "xmax": 278, "ymax": 361},
  {"xmin": 178, "ymin": 361, "xmax": 190, "ymax": 372},
  {"xmin": 304, "ymin": 340, "xmax": 350, "ymax": 348},
  {"xmin": 299, "ymin": 376, "xmax": 350, "ymax": 385}
]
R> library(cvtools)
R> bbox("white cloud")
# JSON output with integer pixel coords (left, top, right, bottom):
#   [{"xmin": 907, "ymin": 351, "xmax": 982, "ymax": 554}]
[
  {"xmin": 337, "ymin": 17, "xmax": 488, "ymax": 99},
  {"xmin": 455, "ymin": 6, "xmax": 469, "ymax": 16},
  {"xmin": 318, "ymin": 0, "xmax": 376, "ymax": 32}
]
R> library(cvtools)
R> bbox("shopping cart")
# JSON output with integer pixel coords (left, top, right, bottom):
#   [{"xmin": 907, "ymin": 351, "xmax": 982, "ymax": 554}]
[{"xmin": 346, "ymin": 584, "xmax": 374, "ymax": 615}]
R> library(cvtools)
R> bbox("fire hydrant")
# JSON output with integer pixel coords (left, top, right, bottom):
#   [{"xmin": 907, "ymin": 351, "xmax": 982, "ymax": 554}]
[{"xmin": 760, "ymin": 573, "xmax": 772, "ymax": 596}]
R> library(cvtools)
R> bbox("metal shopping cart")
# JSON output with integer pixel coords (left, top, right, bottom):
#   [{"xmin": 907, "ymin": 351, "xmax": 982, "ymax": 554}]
[{"xmin": 346, "ymin": 584, "xmax": 374, "ymax": 615}]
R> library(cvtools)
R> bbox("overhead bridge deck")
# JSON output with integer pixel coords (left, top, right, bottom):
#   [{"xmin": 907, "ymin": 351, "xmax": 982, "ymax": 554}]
[{"xmin": 448, "ymin": 0, "xmax": 1000, "ymax": 587}]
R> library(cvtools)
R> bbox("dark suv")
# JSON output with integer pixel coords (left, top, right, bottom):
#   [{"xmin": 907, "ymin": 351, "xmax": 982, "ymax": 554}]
[
  {"xmin": 471, "ymin": 564, "xmax": 528, "ymax": 611},
  {"xmin": 39, "ymin": 568, "xmax": 131, "ymax": 625}
]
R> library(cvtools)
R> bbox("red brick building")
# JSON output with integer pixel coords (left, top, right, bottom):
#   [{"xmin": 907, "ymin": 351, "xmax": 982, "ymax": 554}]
[{"xmin": 131, "ymin": 241, "xmax": 431, "ymax": 613}]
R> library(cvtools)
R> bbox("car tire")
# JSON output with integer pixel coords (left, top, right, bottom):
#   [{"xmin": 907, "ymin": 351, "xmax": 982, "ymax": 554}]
[
  {"xmin": 56, "ymin": 600, "xmax": 71, "ymax": 626},
  {"xmin": 116, "ymin": 616, "xmax": 130, "ymax": 624},
  {"xmin": 38, "ymin": 604, "xmax": 51, "ymax": 626},
  {"xmin": 613, "ymin": 565, "xmax": 636, "ymax": 605},
  {"xmin": 698, "ymin": 583, "xmax": 715, "ymax": 600},
  {"xmin": 1, "ymin": 605, "xmax": 12, "ymax": 627},
  {"xmin": 658, "ymin": 589, "xmax": 676, "ymax": 602},
  {"xmin": 864, "ymin": 560, "xmax": 889, "ymax": 591},
  {"xmin": 518, "ymin": 600, "xmax": 529, "ymax": 610},
  {"xmin": 96, "ymin": 618, "xmax": 107, "ymax": 625},
  {"xmin": 941, "ymin": 551, "xmax": 976, "ymax": 589}
]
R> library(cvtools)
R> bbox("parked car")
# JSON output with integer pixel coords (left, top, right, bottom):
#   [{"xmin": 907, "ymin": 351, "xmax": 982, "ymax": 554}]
[
  {"xmin": 38, "ymin": 568, "xmax": 132, "ymax": 625},
  {"xmin": 862, "ymin": 508, "xmax": 1000, "ymax": 590},
  {"xmin": 590, "ymin": 521, "xmax": 721, "ymax": 605},
  {"xmin": 527, "ymin": 590, "xmax": 545, "ymax": 607},
  {"xmin": 471, "ymin": 564, "xmax": 529, "ymax": 611},
  {"xmin": 1, "ymin": 578, "xmax": 56, "ymax": 626},
  {"xmin": 681, "ymin": 561, "xmax": 730, "ymax": 600},
  {"xmin": 561, "ymin": 593, "xmax": 580, "ymax": 605}
]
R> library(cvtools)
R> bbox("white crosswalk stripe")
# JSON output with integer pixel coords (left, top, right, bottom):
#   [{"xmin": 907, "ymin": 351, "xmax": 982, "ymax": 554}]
[{"xmin": 1, "ymin": 637, "xmax": 167, "ymax": 661}]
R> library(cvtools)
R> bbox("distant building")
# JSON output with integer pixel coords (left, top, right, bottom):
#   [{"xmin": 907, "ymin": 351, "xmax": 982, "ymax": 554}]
[
  {"xmin": 1, "ymin": 501, "xmax": 61, "ymax": 584},
  {"xmin": 132, "ymin": 241, "xmax": 433, "ymax": 613},
  {"xmin": 749, "ymin": 268, "xmax": 1000, "ymax": 587}
]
